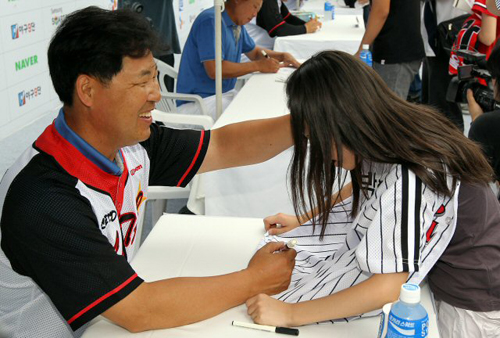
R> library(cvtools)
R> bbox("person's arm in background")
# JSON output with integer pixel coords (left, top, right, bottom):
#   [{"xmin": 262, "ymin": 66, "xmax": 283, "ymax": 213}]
[
  {"xmin": 257, "ymin": 0, "xmax": 321, "ymax": 36},
  {"xmin": 103, "ymin": 242, "xmax": 296, "ymax": 332},
  {"xmin": 487, "ymin": 0, "xmax": 500, "ymax": 16},
  {"xmin": 478, "ymin": 13, "xmax": 498, "ymax": 47},
  {"xmin": 466, "ymin": 88, "xmax": 485, "ymax": 121},
  {"xmin": 279, "ymin": 1, "xmax": 322, "ymax": 34},
  {"xmin": 203, "ymin": 57, "xmax": 282, "ymax": 79},
  {"xmin": 246, "ymin": 46, "xmax": 301, "ymax": 68},
  {"xmin": 467, "ymin": 89, "xmax": 500, "ymax": 185},
  {"xmin": 355, "ymin": 0, "xmax": 390, "ymax": 57}
]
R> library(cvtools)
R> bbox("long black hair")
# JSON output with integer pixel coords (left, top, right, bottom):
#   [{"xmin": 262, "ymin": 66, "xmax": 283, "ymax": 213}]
[{"xmin": 287, "ymin": 51, "xmax": 493, "ymax": 238}]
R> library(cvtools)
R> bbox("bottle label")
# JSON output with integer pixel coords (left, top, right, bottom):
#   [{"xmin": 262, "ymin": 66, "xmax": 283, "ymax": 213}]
[
  {"xmin": 386, "ymin": 312, "xmax": 429, "ymax": 338},
  {"xmin": 359, "ymin": 51, "xmax": 372, "ymax": 67}
]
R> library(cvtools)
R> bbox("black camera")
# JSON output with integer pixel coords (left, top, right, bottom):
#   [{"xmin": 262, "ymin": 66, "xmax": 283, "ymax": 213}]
[
  {"xmin": 446, "ymin": 49, "xmax": 500, "ymax": 112},
  {"xmin": 121, "ymin": 1, "xmax": 144, "ymax": 13}
]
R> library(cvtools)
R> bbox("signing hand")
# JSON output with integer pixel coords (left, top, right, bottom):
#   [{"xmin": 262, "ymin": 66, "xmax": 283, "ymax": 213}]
[
  {"xmin": 264, "ymin": 213, "xmax": 301, "ymax": 235},
  {"xmin": 246, "ymin": 294, "xmax": 294, "ymax": 327},
  {"xmin": 247, "ymin": 242, "xmax": 296, "ymax": 296},
  {"xmin": 257, "ymin": 57, "xmax": 282, "ymax": 73},
  {"xmin": 305, "ymin": 17, "xmax": 322, "ymax": 33},
  {"xmin": 466, "ymin": 88, "xmax": 484, "ymax": 121},
  {"xmin": 280, "ymin": 52, "xmax": 301, "ymax": 68}
]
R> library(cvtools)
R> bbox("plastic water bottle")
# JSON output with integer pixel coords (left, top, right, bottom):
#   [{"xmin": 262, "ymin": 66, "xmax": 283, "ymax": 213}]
[
  {"xmin": 359, "ymin": 44, "xmax": 372, "ymax": 67},
  {"xmin": 324, "ymin": 1, "xmax": 332, "ymax": 21},
  {"xmin": 386, "ymin": 284, "xmax": 429, "ymax": 338}
]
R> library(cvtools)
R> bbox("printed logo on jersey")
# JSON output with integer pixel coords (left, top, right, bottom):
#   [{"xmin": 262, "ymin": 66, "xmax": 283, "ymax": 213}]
[
  {"xmin": 136, "ymin": 183, "xmax": 146, "ymax": 211},
  {"xmin": 426, "ymin": 204, "xmax": 445, "ymax": 242},
  {"xmin": 113, "ymin": 231, "xmax": 120, "ymax": 252},
  {"xmin": 130, "ymin": 164, "xmax": 143, "ymax": 176},
  {"xmin": 116, "ymin": 184, "xmax": 146, "ymax": 252},
  {"xmin": 362, "ymin": 172, "xmax": 383, "ymax": 196},
  {"xmin": 11, "ymin": 22, "xmax": 36, "ymax": 40},
  {"xmin": 101, "ymin": 210, "xmax": 118, "ymax": 230}
]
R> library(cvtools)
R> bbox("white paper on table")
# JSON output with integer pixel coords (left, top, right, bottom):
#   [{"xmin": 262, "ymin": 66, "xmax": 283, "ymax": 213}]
[{"xmin": 275, "ymin": 67, "xmax": 296, "ymax": 82}]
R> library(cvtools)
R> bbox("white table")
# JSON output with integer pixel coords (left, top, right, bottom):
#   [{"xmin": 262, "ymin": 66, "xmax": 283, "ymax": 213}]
[
  {"xmin": 82, "ymin": 214, "xmax": 440, "ymax": 337},
  {"xmin": 300, "ymin": 0, "xmax": 364, "ymax": 16},
  {"xmin": 274, "ymin": 15, "xmax": 364, "ymax": 59},
  {"xmin": 203, "ymin": 71, "xmax": 348, "ymax": 218}
]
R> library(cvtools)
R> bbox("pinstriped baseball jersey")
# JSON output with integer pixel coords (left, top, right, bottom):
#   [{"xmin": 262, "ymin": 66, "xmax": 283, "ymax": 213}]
[
  {"xmin": 261, "ymin": 162, "xmax": 459, "ymax": 322},
  {"xmin": 0, "ymin": 111, "xmax": 210, "ymax": 337}
]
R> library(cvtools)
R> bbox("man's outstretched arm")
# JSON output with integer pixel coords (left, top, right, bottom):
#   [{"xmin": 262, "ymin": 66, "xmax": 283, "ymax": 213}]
[
  {"xmin": 102, "ymin": 242, "xmax": 296, "ymax": 332},
  {"xmin": 198, "ymin": 114, "xmax": 293, "ymax": 173}
]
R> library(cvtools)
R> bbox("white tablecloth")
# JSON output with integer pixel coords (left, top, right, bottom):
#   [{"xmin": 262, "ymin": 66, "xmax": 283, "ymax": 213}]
[
  {"xmin": 300, "ymin": 0, "xmax": 363, "ymax": 16},
  {"xmin": 274, "ymin": 15, "xmax": 364, "ymax": 59},
  {"xmin": 82, "ymin": 214, "xmax": 440, "ymax": 338},
  {"xmin": 204, "ymin": 72, "xmax": 296, "ymax": 218}
]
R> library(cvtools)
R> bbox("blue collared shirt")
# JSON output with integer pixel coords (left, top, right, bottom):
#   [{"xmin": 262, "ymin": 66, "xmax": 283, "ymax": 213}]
[
  {"xmin": 176, "ymin": 7, "xmax": 256, "ymax": 105},
  {"xmin": 54, "ymin": 109, "xmax": 122, "ymax": 175}
]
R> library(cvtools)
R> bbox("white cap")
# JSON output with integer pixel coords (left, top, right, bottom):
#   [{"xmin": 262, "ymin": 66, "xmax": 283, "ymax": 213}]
[
  {"xmin": 286, "ymin": 239, "xmax": 297, "ymax": 249},
  {"xmin": 362, "ymin": 44, "xmax": 370, "ymax": 50},
  {"xmin": 399, "ymin": 283, "xmax": 421, "ymax": 304}
]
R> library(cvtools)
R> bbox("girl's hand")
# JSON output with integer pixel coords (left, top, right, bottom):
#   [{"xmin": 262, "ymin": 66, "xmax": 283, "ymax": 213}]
[
  {"xmin": 264, "ymin": 213, "xmax": 301, "ymax": 235},
  {"xmin": 246, "ymin": 294, "xmax": 294, "ymax": 327}
]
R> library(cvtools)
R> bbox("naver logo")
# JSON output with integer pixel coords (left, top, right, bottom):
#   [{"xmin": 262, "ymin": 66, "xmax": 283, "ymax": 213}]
[
  {"xmin": 15, "ymin": 55, "xmax": 38, "ymax": 72},
  {"xmin": 11, "ymin": 22, "xmax": 36, "ymax": 40},
  {"xmin": 18, "ymin": 86, "xmax": 42, "ymax": 107}
]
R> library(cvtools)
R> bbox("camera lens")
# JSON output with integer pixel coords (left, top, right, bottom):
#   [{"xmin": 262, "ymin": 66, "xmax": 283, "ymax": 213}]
[{"xmin": 131, "ymin": 3, "xmax": 144, "ymax": 13}]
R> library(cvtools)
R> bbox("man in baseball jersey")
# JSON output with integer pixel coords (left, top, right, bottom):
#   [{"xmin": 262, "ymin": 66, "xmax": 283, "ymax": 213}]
[{"xmin": 0, "ymin": 6, "xmax": 296, "ymax": 337}]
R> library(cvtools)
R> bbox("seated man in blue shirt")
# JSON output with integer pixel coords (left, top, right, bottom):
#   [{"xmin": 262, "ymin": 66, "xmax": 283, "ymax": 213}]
[{"xmin": 176, "ymin": 0, "xmax": 300, "ymax": 120}]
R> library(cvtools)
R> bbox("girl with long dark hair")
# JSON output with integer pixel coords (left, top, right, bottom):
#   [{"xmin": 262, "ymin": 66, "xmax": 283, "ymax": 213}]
[{"xmin": 245, "ymin": 51, "xmax": 499, "ymax": 331}]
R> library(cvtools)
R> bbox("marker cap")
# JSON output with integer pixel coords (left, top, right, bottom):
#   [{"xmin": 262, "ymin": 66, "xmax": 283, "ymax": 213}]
[{"xmin": 276, "ymin": 327, "xmax": 300, "ymax": 336}]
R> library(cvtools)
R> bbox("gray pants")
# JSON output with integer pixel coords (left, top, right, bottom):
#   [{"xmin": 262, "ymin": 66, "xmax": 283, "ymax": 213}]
[{"xmin": 373, "ymin": 60, "xmax": 422, "ymax": 99}]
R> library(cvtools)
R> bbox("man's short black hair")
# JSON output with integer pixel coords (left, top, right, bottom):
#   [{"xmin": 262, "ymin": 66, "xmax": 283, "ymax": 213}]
[{"xmin": 48, "ymin": 6, "xmax": 160, "ymax": 106}]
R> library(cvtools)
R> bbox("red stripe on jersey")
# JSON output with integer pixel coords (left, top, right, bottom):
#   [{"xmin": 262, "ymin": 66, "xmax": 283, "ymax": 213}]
[
  {"xmin": 115, "ymin": 150, "xmax": 129, "ymax": 215},
  {"xmin": 35, "ymin": 123, "xmax": 127, "ymax": 205},
  {"xmin": 269, "ymin": 21, "xmax": 286, "ymax": 35},
  {"xmin": 67, "ymin": 273, "xmax": 139, "ymax": 325},
  {"xmin": 283, "ymin": 13, "xmax": 291, "ymax": 20},
  {"xmin": 177, "ymin": 130, "xmax": 205, "ymax": 187},
  {"xmin": 426, "ymin": 220, "xmax": 438, "ymax": 242},
  {"xmin": 473, "ymin": 0, "xmax": 494, "ymax": 16}
]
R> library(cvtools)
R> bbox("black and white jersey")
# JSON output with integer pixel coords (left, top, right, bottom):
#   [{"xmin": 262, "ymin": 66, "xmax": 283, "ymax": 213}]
[
  {"xmin": 260, "ymin": 162, "xmax": 459, "ymax": 322},
  {"xmin": 0, "ymin": 112, "xmax": 210, "ymax": 337}
]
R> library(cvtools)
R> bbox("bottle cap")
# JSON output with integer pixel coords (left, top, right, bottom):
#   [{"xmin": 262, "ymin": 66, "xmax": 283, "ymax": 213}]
[
  {"xmin": 362, "ymin": 44, "xmax": 369, "ymax": 50},
  {"xmin": 399, "ymin": 283, "xmax": 421, "ymax": 304}
]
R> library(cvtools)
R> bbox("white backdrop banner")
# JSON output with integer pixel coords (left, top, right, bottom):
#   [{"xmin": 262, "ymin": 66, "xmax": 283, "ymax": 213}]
[
  {"xmin": 0, "ymin": 0, "xmax": 214, "ymax": 140},
  {"xmin": 0, "ymin": 0, "xmax": 117, "ymax": 141}
]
